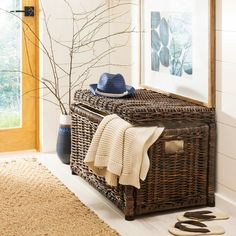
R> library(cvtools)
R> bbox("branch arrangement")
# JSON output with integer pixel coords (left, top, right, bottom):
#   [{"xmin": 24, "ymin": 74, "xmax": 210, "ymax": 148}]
[{"xmin": 1, "ymin": 0, "xmax": 135, "ymax": 115}]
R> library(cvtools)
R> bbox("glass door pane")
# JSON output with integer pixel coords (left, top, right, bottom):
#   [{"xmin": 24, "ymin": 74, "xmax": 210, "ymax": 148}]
[
  {"xmin": 0, "ymin": 0, "xmax": 38, "ymax": 152},
  {"xmin": 0, "ymin": 0, "xmax": 21, "ymax": 129}
]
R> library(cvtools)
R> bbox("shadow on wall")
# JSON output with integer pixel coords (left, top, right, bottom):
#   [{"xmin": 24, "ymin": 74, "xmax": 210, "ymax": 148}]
[{"xmin": 175, "ymin": 86, "xmax": 207, "ymax": 102}]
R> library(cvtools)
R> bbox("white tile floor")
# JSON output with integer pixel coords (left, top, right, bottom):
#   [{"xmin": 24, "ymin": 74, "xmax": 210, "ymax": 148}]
[{"xmin": 1, "ymin": 151, "xmax": 236, "ymax": 236}]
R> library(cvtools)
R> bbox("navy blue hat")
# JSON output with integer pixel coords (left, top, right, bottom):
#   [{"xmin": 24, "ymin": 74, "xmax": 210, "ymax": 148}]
[{"xmin": 89, "ymin": 73, "xmax": 135, "ymax": 98}]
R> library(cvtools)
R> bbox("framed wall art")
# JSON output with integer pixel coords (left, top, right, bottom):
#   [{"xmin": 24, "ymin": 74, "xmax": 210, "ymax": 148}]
[{"xmin": 140, "ymin": 0, "xmax": 215, "ymax": 107}]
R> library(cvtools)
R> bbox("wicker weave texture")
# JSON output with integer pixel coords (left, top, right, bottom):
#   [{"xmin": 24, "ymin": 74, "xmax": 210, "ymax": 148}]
[
  {"xmin": 73, "ymin": 89, "xmax": 215, "ymax": 125},
  {"xmin": 71, "ymin": 103, "xmax": 214, "ymax": 219},
  {"xmin": 71, "ymin": 110, "xmax": 134, "ymax": 217}
]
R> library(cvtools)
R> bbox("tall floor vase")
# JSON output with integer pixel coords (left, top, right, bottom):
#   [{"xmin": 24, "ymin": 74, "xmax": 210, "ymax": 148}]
[{"xmin": 56, "ymin": 114, "xmax": 71, "ymax": 164}]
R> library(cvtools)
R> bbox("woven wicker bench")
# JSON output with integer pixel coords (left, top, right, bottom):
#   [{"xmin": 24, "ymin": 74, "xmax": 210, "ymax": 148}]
[{"xmin": 70, "ymin": 89, "xmax": 216, "ymax": 220}]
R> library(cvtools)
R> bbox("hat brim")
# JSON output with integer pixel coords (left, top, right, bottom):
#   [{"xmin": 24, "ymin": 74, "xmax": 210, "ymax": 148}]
[{"xmin": 89, "ymin": 84, "xmax": 135, "ymax": 98}]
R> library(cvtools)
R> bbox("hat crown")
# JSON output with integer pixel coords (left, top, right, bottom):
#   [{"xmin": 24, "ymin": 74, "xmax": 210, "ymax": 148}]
[{"xmin": 97, "ymin": 73, "xmax": 126, "ymax": 94}]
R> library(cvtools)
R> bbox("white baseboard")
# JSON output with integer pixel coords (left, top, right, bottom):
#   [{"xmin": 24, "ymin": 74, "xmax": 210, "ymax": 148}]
[{"xmin": 216, "ymin": 193, "xmax": 236, "ymax": 217}]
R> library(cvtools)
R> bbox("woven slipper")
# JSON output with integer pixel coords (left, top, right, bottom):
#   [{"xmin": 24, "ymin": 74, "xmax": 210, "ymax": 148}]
[
  {"xmin": 177, "ymin": 210, "xmax": 229, "ymax": 222},
  {"xmin": 168, "ymin": 220, "xmax": 225, "ymax": 236}
]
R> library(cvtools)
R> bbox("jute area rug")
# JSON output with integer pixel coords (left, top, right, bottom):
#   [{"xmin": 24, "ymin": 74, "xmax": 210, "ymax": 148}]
[{"xmin": 0, "ymin": 158, "xmax": 119, "ymax": 236}]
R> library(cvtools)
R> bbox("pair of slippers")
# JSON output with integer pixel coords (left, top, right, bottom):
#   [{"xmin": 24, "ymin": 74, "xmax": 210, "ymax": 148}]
[{"xmin": 169, "ymin": 210, "xmax": 229, "ymax": 236}]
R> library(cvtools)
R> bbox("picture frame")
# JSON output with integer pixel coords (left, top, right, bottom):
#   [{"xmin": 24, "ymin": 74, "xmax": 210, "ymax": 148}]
[{"xmin": 140, "ymin": 0, "xmax": 215, "ymax": 107}]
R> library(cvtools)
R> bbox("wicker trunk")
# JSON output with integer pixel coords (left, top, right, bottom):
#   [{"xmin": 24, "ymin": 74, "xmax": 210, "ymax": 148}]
[{"xmin": 70, "ymin": 89, "xmax": 216, "ymax": 220}]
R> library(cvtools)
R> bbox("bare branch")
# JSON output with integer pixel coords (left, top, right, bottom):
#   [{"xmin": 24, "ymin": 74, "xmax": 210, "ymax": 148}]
[
  {"xmin": 1, "ymin": 69, "xmax": 67, "ymax": 114},
  {"xmin": 0, "ymin": 0, "xmax": 135, "ymax": 115},
  {"xmin": 40, "ymin": 0, "xmax": 60, "ymax": 100},
  {"xmin": 74, "ymin": 26, "xmax": 134, "ymax": 51},
  {"xmin": 74, "ymin": 2, "xmax": 134, "ymax": 40},
  {"xmin": 22, "ymin": 86, "xmax": 47, "ymax": 96},
  {"xmin": 29, "ymin": 96, "xmax": 62, "ymax": 108}
]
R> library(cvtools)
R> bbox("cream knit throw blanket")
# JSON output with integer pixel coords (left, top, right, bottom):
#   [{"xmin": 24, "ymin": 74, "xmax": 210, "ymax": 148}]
[{"xmin": 84, "ymin": 114, "xmax": 164, "ymax": 189}]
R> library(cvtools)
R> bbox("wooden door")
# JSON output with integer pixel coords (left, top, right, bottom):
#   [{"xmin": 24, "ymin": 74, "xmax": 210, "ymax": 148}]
[{"xmin": 0, "ymin": 0, "xmax": 39, "ymax": 152}]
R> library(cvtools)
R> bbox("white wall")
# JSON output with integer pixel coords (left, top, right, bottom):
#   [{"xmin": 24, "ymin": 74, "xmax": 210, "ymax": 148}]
[
  {"xmin": 109, "ymin": 0, "xmax": 140, "ymax": 87},
  {"xmin": 215, "ymin": 0, "xmax": 236, "ymax": 215}
]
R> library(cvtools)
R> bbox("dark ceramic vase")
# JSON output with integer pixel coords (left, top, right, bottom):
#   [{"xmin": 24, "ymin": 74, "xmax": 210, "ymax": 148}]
[{"xmin": 56, "ymin": 115, "xmax": 71, "ymax": 164}]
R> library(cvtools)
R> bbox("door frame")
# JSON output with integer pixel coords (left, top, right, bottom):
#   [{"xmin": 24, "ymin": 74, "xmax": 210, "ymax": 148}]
[
  {"xmin": 22, "ymin": 0, "xmax": 40, "ymax": 151},
  {"xmin": 0, "ymin": 0, "xmax": 39, "ymax": 152}
]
